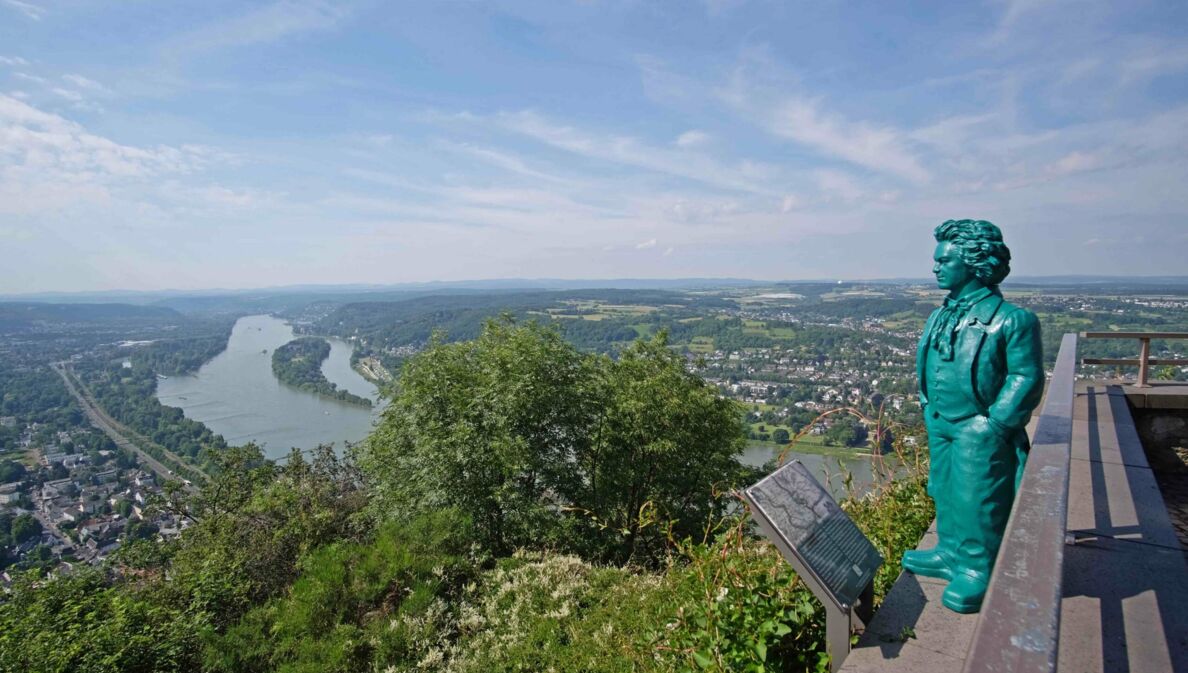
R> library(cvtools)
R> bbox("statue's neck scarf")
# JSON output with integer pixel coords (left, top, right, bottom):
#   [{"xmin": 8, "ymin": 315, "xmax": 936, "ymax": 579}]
[{"xmin": 929, "ymin": 286, "xmax": 995, "ymax": 360}]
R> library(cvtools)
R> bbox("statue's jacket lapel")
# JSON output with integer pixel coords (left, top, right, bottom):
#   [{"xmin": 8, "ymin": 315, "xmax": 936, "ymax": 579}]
[
  {"xmin": 961, "ymin": 294, "xmax": 1004, "ymax": 410},
  {"xmin": 917, "ymin": 292, "xmax": 1005, "ymax": 414}
]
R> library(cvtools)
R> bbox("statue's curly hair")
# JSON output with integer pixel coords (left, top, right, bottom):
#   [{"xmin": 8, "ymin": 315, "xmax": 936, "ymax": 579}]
[{"xmin": 934, "ymin": 219, "xmax": 1012, "ymax": 287}]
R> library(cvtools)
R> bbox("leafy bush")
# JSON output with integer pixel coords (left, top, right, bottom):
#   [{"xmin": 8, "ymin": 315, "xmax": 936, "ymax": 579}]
[
  {"xmin": 445, "ymin": 550, "xmax": 674, "ymax": 673},
  {"xmin": 202, "ymin": 510, "xmax": 479, "ymax": 673},
  {"xmin": 0, "ymin": 569, "xmax": 201, "ymax": 673}
]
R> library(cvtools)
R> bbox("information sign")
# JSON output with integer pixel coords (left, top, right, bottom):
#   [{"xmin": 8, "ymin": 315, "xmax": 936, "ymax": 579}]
[{"xmin": 742, "ymin": 460, "xmax": 883, "ymax": 671}]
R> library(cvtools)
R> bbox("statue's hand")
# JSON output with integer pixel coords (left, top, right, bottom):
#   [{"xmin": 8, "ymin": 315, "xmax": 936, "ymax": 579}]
[{"xmin": 972, "ymin": 414, "xmax": 1011, "ymax": 443}]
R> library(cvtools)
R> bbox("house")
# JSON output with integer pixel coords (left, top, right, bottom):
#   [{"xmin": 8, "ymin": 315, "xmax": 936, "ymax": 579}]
[
  {"xmin": 0, "ymin": 482, "xmax": 21, "ymax": 505},
  {"xmin": 93, "ymin": 468, "xmax": 119, "ymax": 484},
  {"xmin": 40, "ymin": 477, "xmax": 73, "ymax": 500},
  {"xmin": 51, "ymin": 508, "xmax": 77, "ymax": 525}
]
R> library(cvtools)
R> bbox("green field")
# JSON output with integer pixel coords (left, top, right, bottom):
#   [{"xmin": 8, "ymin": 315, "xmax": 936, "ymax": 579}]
[
  {"xmin": 745, "ymin": 437, "xmax": 868, "ymax": 458},
  {"xmin": 687, "ymin": 336, "xmax": 714, "ymax": 353}
]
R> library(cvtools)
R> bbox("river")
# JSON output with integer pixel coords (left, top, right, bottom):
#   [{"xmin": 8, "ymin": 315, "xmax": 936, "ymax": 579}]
[
  {"xmin": 157, "ymin": 315, "xmax": 383, "ymax": 460},
  {"xmin": 739, "ymin": 441, "xmax": 897, "ymax": 499}
]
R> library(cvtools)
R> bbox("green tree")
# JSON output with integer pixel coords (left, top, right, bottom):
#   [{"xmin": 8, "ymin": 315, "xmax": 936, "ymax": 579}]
[
  {"xmin": 0, "ymin": 459, "xmax": 25, "ymax": 483},
  {"xmin": 363, "ymin": 320, "xmax": 595, "ymax": 555},
  {"xmin": 824, "ymin": 419, "xmax": 869, "ymax": 448},
  {"xmin": 158, "ymin": 443, "xmax": 366, "ymax": 631},
  {"xmin": 580, "ymin": 332, "xmax": 747, "ymax": 562},
  {"xmin": 362, "ymin": 320, "xmax": 748, "ymax": 563},
  {"xmin": 11, "ymin": 514, "xmax": 40, "ymax": 544},
  {"xmin": 772, "ymin": 428, "xmax": 791, "ymax": 444}
]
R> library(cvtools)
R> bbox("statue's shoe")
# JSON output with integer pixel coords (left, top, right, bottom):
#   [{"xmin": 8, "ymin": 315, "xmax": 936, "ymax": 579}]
[
  {"xmin": 941, "ymin": 570, "xmax": 989, "ymax": 614},
  {"xmin": 902, "ymin": 548, "xmax": 952, "ymax": 581}
]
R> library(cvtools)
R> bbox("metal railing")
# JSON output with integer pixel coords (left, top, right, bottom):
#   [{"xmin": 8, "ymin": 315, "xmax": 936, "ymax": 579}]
[
  {"xmin": 1081, "ymin": 331, "xmax": 1188, "ymax": 387},
  {"xmin": 963, "ymin": 332, "xmax": 1077, "ymax": 673}
]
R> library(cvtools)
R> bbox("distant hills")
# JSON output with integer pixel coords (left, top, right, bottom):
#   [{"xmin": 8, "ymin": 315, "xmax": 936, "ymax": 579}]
[{"xmin": 3, "ymin": 275, "xmax": 1187, "ymax": 308}]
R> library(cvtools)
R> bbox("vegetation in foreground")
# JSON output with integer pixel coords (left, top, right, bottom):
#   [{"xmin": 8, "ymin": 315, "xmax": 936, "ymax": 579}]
[
  {"xmin": 0, "ymin": 320, "xmax": 933, "ymax": 673},
  {"xmin": 272, "ymin": 336, "xmax": 373, "ymax": 407}
]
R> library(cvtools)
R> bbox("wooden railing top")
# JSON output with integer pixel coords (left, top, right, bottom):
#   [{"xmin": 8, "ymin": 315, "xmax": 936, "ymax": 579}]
[
  {"xmin": 963, "ymin": 332, "xmax": 1078, "ymax": 673},
  {"xmin": 1080, "ymin": 331, "xmax": 1188, "ymax": 340}
]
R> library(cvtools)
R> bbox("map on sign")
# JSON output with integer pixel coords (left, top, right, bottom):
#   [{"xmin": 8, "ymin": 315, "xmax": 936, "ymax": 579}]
[{"xmin": 744, "ymin": 461, "xmax": 883, "ymax": 610}]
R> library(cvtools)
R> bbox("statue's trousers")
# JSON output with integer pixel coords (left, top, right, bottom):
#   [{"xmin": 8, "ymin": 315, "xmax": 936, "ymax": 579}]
[{"xmin": 926, "ymin": 413, "xmax": 1029, "ymax": 577}]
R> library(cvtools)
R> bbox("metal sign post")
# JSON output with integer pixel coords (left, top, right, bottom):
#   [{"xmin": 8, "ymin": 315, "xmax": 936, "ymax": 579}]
[{"xmin": 742, "ymin": 460, "xmax": 883, "ymax": 673}]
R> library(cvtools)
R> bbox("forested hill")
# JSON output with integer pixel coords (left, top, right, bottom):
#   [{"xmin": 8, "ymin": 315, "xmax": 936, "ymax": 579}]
[
  {"xmin": 271, "ymin": 337, "xmax": 372, "ymax": 407},
  {"xmin": 309, "ymin": 289, "xmax": 731, "ymax": 349},
  {"xmin": 0, "ymin": 302, "xmax": 184, "ymax": 333}
]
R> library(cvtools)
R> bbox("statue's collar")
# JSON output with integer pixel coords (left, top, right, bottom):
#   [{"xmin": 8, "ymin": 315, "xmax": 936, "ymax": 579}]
[
  {"xmin": 966, "ymin": 288, "xmax": 1004, "ymax": 325},
  {"xmin": 943, "ymin": 285, "xmax": 996, "ymax": 309}
]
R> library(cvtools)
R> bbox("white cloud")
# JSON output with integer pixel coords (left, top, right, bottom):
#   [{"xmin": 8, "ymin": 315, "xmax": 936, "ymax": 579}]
[
  {"xmin": 0, "ymin": 95, "xmax": 221, "ymax": 214},
  {"xmin": 675, "ymin": 130, "xmax": 710, "ymax": 148},
  {"xmin": 635, "ymin": 238, "xmax": 657, "ymax": 249},
  {"xmin": 1, "ymin": 0, "xmax": 43, "ymax": 20},
  {"xmin": 663, "ymin": 246, "xmax": 674, "ymax": 256},
  {"xmin": 759, "ymin": 97, "xmax": 930, "ymax": 183},
  {"xmin": 62, "ymin": 74, "xmax": 112, "ymax": 94},
  {"xmin": 440, "ymin": 141, "xmax": 574, "ymax": 185},
  {"xmin": 1048, "ymin": 151, "xmax": 1101, "ymax": 176},
  {"xmin": 13, "ymin": 72, "xmax": 47, "ymax": 85},
  {"xmin": 50, "ymin": 88, "xmax": 84, "ymax": 102},
  {"xmin": 492, "ymin": 110, "xmax": 787, "ymax": 196},
  {"xmin": 0, "ymin": 56, "xmax": 29, "ymax": 66}
]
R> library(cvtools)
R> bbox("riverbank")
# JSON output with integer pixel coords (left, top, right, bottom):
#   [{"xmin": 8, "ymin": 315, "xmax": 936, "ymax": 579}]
[{"xmin": 353, "ymin": 355, "xmax": 392, "ymax": 385}]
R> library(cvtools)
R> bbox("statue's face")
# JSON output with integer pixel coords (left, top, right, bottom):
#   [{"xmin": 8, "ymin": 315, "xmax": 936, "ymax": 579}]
[{"xmin": 933, "ymin": 242, "xmax": 975, "ymax": 291}]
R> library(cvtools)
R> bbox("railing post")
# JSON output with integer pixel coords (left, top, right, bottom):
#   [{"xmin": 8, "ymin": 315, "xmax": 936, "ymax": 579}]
[{"xmin": 1137, "ymin": 338, "xmax": 1151, "ymax": 387}]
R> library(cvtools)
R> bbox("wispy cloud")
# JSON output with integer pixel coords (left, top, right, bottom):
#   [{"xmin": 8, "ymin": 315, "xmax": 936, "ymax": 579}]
[
  {"xmin": 730, "ymin": 93, "xmax": 930, "ymax": 183},
  {"xmin": 0, "ymin": 95, "xmax": 222, "ymax": 215},
  {"xmin": 62, "ymin": 74, "xmax": 112, "ymax": 94},
  {"xmin": 1, "ymin": 0, "xmax": 43, "ymax": 20},
  {"xmin": 165, "ymin": 0, "xmax": 351, "ymax": 55},
  {"xmin": 439, "ymin": 141, "xmax": 574, "ymax": 185},
  {"xmin": 13, "ymin": 72, "xmax": 47, "ymax": 85},
  {"xmin": 674, "ymin": 130, "xmax": 710, "ymax": 148},
  {"xmin": 488, "ymin": 109, "xmax": 788, "ymax": 196},
  {"xmin": 0, "ymin": 56, "xmax": 30, "ymax": 66},
  {"xmin": 635, "ymin": 238, "xmax": 657, "ymax": 249}
]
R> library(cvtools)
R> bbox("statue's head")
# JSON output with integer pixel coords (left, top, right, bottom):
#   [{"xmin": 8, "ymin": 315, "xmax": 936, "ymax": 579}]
[{"xmin": 932, "ymin": 219, "xmax": 1011, "ymax": 293}]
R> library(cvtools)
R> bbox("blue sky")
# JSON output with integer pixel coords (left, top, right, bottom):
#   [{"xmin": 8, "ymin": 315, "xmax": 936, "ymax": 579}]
[{"xmin": 2, "ymin": 0, "xmax": 1187, "ymax": 293}]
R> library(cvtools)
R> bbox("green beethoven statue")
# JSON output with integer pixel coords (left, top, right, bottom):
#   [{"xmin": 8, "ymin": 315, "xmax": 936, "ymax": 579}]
[{"xmin": 902, "ymin": 220, "xmax": 1044, "ymax": 613}]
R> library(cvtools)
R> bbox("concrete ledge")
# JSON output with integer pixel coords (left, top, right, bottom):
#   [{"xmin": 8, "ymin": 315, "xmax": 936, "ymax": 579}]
[
  {"xmin": 840, "ymin": 527, "xmax": 981, "ymax": 673},
  {"xmin": 1116, "ymin": 381, "xmax": 1188, "ymax": 411}
]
